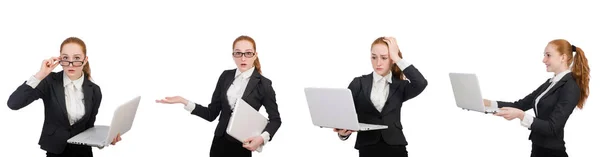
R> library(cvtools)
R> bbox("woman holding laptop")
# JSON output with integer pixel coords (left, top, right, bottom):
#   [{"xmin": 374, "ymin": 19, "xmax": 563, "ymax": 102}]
[
  {"xmin": 483, "ymin": 39, "xmax": 590, "ymax": 157},
  {"xmin": 333, "ymin": 36, "xmax": 428, "ymax": 157},
  {"xmin": 7, "ymin": 37, "xmax": 121, "ymax": 157},
  {"xmin": 156, "ymin": 35, "xmax": 282, "ymax": 157}
]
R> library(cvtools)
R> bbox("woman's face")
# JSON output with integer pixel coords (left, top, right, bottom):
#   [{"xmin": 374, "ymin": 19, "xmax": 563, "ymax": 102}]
[
  {"xmin": 371, "ymin": 43, "xmax": 392, "ymax": 76},
  {"xmin": 232, "ymin": 40, "xmax": 257, "ymax": 72},
  {"xmin": 543, "ymin": 44, "xmax": 567, "ymax": 73},
  {"xmin": 60, "ymin": 43, "xmax": 87, "ymax": 79}
]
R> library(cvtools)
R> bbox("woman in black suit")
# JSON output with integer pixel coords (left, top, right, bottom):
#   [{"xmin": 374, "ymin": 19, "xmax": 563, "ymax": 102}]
[
  {"xmin": 156, "ymin": 35, "xmax": 282, "ymax": 157},
  {"xmin": 484, "ymin": 39, "xmax": 590, "ymax": 157},
  {"xmin": 334, "ymin": 37, "xmax": 428, "ymax": 157},
  {"xmin": 7, "ymin": 37, "xmax": 120, "ymax": 157}
]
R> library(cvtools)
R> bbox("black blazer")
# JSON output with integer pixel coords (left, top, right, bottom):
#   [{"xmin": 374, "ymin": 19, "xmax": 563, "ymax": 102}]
[
  {"xmin": 498, "ymin": 73, "xmax": 580, "ymax": 150},
  {"xmin": 190, "ymin": 68, "xmax": 282, "ymax": 141},
  {"xmin": 7, "ymin": 71, "xmax": 102, "ymax": 154},
  {"xmin": 346, "ymin": 65, "xmax": 427, "ymax": 149}
]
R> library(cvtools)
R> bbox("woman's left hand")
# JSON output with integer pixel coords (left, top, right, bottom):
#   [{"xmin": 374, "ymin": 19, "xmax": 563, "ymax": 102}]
[
  {"xmin": 242, "ymin": 136, "xmax": 264, "ymax": 151},
  {"xmin": 494, "ymin": 107, "xmax": 525, "ymax": 121},
  {"xmin": 383, "ymin": 36, "xmax": 402, "ymax": 62},
  {"xmin": 111, "ymin": 133, "xmax": 122, "ymax": 145}
]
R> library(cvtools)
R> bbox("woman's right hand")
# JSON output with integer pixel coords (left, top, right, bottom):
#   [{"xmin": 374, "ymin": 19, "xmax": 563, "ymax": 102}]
[
  {"xmin": 155, "ymin": 96, "xmax": 189, "ymax": 105},
  {"xmin": 333, "ymin": 128, "xmax": 353, "ymax": 136},
  {"xmin": 483, "ymin": 99, "xmax": 491, "ymax": 107},
  {"xmin": 35, "ymin": 57, "xmax": 60, "ymax": 80}
]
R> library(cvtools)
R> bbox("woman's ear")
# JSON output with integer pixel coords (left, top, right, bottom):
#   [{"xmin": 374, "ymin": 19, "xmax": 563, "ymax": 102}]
[{"xmin": 84, "ymin": 56, "xmax": 89, "ymax": 65}]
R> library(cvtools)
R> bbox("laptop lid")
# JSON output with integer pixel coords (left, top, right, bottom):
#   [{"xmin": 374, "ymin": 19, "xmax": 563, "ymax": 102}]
[
  {"xmin": 448, "ymin": 73, "xmax": 486, "ymax": 112},
  {"xmin": 103, "ymin": 96, "xmax": 142, "ymax": 145},
  {"xmin": 303, "ymin": 87, "xmax": 360, "ymax": 131},
  {"xmin": 226, "ymin": 99, "xmax": 268, "ymax": 143}
]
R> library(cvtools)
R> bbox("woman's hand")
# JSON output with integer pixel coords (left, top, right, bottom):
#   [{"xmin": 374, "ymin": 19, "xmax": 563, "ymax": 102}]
[
  {"xmin": 483, "ymin": 99, "xmax": 491, "ymax": 107},
  {"xmin": 383, "ymin": 37, "xmax": 402, "ymax": 63},
  {"xmin": 35, "ymin": 57, "xmax": 60, "ymax": 80},
  {"xmin": 110, "ymin": 133, "xmax": 122, "ymax": 145},
  {"xmin": 242, "ymin": 136, "xmax": 264, "ymax": 151},
  {"xmin": 155, "ymin": 96, "xmax": 189, "ymax": 105},
  {"xmin": 333, "ymin": 128, "xmax": 353, "ymax": 136},
  {"xmin": 494, "ymin": 107, "xmax": 525, "ymax": 121}
]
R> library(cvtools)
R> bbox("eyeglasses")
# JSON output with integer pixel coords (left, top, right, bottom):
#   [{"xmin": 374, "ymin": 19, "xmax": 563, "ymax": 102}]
[
  {"xmin": 232, "ymin": 52, "xmax": 255, "ymax": 58},
  {"xmin": 59, "ymin": 60, "xmax": 84, "ymax": 67}
]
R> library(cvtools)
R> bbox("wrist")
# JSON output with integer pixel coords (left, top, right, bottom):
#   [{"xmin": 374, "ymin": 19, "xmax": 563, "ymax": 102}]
[
  {"xmin": 183, "ymin": 99, "xmax": 189, "ymax": 106},
  {"xmin": 34, "ymin": 72, "xmax": 46, "ymax": 80},
  {"xmin": 519, "ymin": 111, "xmax": 525, "ymax": 120}
]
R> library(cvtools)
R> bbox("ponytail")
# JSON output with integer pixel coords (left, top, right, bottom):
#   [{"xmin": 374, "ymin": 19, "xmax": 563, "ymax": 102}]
[
  {"xmin": 83, "ymin": 61, "xmax": 92, "ymax": 80},
  {"xmin": 391, "ymin": 51, "xmax": 405, "ymax": 80},
  {"xmin": 572, "ymin": 46, "xmax": 590, "ymax": 109},
  {"xmin": 253, "ymin": 57, "xmax": 262, "ymax": 74}
]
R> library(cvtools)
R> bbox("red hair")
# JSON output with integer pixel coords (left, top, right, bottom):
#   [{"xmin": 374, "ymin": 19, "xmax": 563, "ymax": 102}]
[
  {"xmin": 549, "ymin": 39, "xmax": 590, "ymax": 109},
  {"xmin": 371, "ymin": 37, "xmax": 405, "ymax": 80}
]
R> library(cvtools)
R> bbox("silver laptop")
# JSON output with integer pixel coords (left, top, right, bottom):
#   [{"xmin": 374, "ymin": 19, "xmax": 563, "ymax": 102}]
[
  {"xmin": 226, "ymin": 99, "xmax": 268, "ymax": 143},
  {"xmin": 304, "ymin": 87, "xmax": 388, "ymax": 131},
  {"xmin": 67, "ymin": 96, "xmax": 141, "ymax": 148},
  {"xmin": 448, "ymin": 73, "xmax": 498, "ymax": 114}
]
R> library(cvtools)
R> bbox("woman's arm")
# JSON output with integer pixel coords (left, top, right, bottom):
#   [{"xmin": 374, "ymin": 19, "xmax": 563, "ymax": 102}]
[
  {"xmin": 8, "ymin": 75, "xmax": 51, "ymax": 110},
  {"xmin": 187, "ymin": 71, "xmax": 226, "ymax": 122},
  {"xmin": 396, "ymin": 60, "xmax": 428, "ymax": 102}
]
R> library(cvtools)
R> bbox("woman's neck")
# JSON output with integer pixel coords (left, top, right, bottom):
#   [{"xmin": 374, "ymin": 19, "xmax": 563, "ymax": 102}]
[{"xmin": 68, "ymin": 72, "xmax": 84, "ymax": 81}]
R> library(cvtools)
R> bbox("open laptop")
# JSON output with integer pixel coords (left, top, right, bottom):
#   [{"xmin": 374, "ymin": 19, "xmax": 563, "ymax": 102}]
[
  {"xmin": 226, "ymin": 99, "xmax": 268, "ymax": 143},
  {"xmin": 448, "ymin": 73, "xmax": 498, "ymax": 114},
  {"xmin": 304, "ymin": 87, "xmax": 388, "ymax": 131},
  {"xmin": 67, "ymin": 96, "xmax": 141, "ymax": 148}
]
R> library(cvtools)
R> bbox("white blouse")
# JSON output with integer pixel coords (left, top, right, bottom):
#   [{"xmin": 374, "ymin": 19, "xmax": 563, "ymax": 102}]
[{"xmin": 27, "ymin": 72, "xmax": 86, "ymax": 126}]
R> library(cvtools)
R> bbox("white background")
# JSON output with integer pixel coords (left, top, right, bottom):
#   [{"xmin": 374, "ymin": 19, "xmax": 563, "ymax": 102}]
[{"xmin": 0, "ymin": 0, "xmax": 597, "ymax": 156}]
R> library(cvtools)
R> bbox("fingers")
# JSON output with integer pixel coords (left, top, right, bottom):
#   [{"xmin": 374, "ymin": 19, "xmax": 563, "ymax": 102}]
[
  {"xmin": 51, "ymin": 61, "xmax": 60, "ymax": 69},
  {"xmin": 244, "ymin": 138, "xmax": 253, "ymax": 143},
  {"xmin": 344, "ymin": 130, "xmax": 352, "ymax": 135},
  {"xmin": 43, "ymin": 59, "xmax": 52, "ymax": 66},
  {"xmin": 382, "ymin": 38, "xmax": 391, "ymax": 45},
  {"xmin": 155, "ymin": 98, "xmax": 173, "ymax": 104}
]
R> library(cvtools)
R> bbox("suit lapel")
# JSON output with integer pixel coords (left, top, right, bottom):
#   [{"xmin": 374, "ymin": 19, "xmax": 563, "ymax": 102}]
[
  {"xmin": 81, "ymin": 77, "xmax": 94, "ymax": 120},
  {"xmin": 361, "ymin": 73, "xmax": 381, "ymax": 113},
  {"xmin": 539, "ymin": 76, "xmax": 569, "ymax": 102},
  {"xmin": 242, "ymin": 69, "xmax": 260, "ymax": 99},
  {"xmin": 381, "ymin": 77, "xmax": 401, "ymax": 115},
  {"xmin": 53, "ymin": 71, "xmax": 70, "ymax": 125},
  {"xmin": 222, "ymin": 70, "xmax": 235, "ymax": 106}
]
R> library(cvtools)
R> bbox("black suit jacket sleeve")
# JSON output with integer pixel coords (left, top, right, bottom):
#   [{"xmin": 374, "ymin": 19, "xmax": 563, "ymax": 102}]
[
  {"xmin": 401, "ymin": 65, "xmax": 428, "ymax": 102},
  {"xmin": 7, "ymin": 77, "xmax": 50, "ymax": 110},
  {"xmin": 86, "ymin": 86, "xmax": 102, "ymax": 128},
  {"xmin": 261, "ymin": 80, "xmax": 281, "ymax": 140},
  {"xmin": 191, "ymin": 71, "xmax": 225, "ymax": 122},
  {"xmin": 497, "ymin": 81, "xmax": 549, "ymax": 111},
  {"xmin": 530, "ymin": 81, "xmax": 579, "ymax": 137}
]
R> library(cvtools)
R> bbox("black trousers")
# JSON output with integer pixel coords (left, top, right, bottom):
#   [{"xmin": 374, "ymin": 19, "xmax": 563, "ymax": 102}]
[
  {"xmin": 210, "ymin": 134, "xmax": 251, "ymax": 157},
  {"xmin": 531, "ymin": 144, "xmax": 568, "ymax": 157},
  {"xmin": 46, "ymin": 144, "xmax": 92, "ymax": 157},
  {"xmin": 359, "ymin": 141, "xmax": 408, "ymax": 157}
]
